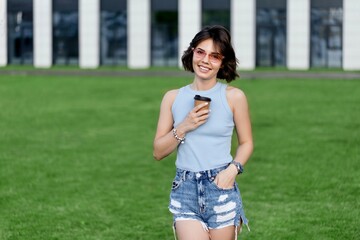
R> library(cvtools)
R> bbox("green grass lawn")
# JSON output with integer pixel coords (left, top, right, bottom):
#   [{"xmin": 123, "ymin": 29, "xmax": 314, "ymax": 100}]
[{"xmin": 0, "ymin": 74, "xmax": 359, "ymax": 239}]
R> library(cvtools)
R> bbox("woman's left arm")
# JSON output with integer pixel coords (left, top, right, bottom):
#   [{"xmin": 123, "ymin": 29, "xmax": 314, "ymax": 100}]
[
  {"xmin": 230, "ymin": 87, "xmax": 253, "ymax": 168},
  {"xmin": 214, "ymin": 87, "xmax": 253, "ymax": 189}
]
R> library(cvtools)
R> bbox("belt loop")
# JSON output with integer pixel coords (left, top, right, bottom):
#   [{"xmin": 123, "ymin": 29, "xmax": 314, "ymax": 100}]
[
  {"xmin": 182, "ymin": 170, "xmax": 187, "ymax": 181},
  {"xmin": 206, "ymin": 170, "xmax": 212, "ymax": 179}
]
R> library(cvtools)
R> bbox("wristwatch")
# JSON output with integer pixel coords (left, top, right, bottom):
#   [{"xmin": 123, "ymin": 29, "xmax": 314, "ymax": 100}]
[{"xmin": 230, "ymin": 160, "xmax": 244, "ymax": 175}]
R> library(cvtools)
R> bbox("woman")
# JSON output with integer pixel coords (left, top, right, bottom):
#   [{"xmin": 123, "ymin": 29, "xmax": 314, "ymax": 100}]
[{"xmin": 153, "ymin": 25, "xmax": 253, "ymax": 240}]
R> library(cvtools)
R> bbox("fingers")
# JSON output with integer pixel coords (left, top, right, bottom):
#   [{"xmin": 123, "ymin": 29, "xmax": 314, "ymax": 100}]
[
  {"xmin": 214, "ymin": 173, "xmax": 235, "ymax": 189},
  {"xmin": 196, "ymin": 109, "xmax": 210, "ymax": 117},
  {"xmin": 190, "ymin": 109, "xmax": 210, "ymax": 126},
  {"xmin": 196, "ymin": 113, "xmax": 209, "ymax": 123},
  {"xmin": 182, "ymin": 103, "xmax": 211, "ymax": 131},
  {"xmin": 194, "ymin": 102, "xmax": 209, "ymax": 112}
]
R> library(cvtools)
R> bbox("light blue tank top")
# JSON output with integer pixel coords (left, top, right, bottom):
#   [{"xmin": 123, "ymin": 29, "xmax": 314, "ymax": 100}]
[{"xmin": 172, "ymin": 82, "xmax": 234, "ymax": 171}]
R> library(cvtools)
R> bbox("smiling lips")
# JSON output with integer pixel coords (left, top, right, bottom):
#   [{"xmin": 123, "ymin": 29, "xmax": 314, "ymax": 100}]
[{"xmin": 199, "ymin": 65, "xmax": 211, "ymax": 72}]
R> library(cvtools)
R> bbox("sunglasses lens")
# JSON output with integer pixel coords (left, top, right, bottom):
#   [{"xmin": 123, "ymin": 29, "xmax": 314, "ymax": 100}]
[
  {"xmin": 194, "ymin": 49, "xmax": 206, "ymax": 58},
  {"xmin": 193, "ymin": 48, "xmax": 223, "ymax": 64},
  {"xmin": 210, "ymin": 54, "xmax": 222, "ymax": 63}
]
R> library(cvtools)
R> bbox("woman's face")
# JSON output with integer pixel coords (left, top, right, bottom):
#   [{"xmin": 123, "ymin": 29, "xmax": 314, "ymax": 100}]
[{"xmin": 192, "ymin": 38, "xmax": 223, "ymax": 82}]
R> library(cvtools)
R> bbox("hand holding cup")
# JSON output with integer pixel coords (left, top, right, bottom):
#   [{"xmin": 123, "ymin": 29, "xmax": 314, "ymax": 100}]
[{"xmin": 194, "ymin": 95, "xmax": 211, "ymax": 111}]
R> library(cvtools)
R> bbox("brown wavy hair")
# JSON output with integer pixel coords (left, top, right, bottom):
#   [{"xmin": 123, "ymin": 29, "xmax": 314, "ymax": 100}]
[{"xmin": 181, "ymin": 25, "xmax": 239, "ymax": 82}]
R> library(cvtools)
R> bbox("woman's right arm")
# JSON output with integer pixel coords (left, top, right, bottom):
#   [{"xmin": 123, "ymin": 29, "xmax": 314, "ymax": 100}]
[
  {"xmin": 153, "ymin": 90, "xmax": 210, "ymax": 160},
  {"xmin": 153, "ymin": 90, "xmax": 181, "ymax": 160}
]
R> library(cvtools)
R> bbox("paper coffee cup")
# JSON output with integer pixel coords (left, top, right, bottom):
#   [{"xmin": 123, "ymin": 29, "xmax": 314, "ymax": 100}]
[{"xmin": 194, "ymin": 95, "xmax": 211, "ymax": 111}]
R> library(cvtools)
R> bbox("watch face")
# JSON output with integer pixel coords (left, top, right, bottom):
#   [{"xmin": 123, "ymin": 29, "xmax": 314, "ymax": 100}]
[
  {"xmin": 231, "ymin": 161, "xmax": 243, "ymax": 174},
  {"xmin": 235, "ymin": 163, "xmax": 243, "ymax": 173}
]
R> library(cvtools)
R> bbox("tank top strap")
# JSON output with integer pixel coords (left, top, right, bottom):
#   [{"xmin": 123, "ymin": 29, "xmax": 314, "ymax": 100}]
[{"xmin": 219, "ymin": 83, "xmax": 233, "ymax": 116}]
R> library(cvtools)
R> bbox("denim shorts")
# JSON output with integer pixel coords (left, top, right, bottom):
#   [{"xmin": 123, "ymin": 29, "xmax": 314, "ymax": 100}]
[{"xmin": 168, "ymin": 165, "xmax": 249, "ymax": 231}]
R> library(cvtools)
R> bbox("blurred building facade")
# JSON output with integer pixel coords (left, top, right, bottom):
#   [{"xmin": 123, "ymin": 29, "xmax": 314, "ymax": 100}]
[{"xmin": 0, "ymin": 0, "xmax": 359, "ymax": 70}]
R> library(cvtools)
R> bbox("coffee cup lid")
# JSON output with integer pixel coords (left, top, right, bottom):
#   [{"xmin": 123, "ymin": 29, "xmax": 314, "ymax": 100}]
[{"xmin": 194, "ymin": 95, "xmax": 211, "ymax": 102}]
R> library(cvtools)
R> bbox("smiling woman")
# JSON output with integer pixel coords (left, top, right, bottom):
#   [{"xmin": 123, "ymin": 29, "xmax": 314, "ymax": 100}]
[
  {"xmin": 181, "ymin": 26, "xmax": 239, "ymax": 83},
  {"xmin": 153, "ymin": 25, "xmax": 253, "ymax": 240}
]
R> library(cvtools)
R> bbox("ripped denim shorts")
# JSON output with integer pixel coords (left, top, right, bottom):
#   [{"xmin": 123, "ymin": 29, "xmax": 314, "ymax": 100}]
[{"xmin": 168, "ymin": 165, "xmax": 250, "ymax": 232}]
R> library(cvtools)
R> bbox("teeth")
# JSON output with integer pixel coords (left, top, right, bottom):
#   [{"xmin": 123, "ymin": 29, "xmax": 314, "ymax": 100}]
[{"xmin": 199, "ymin": 66, "xmax": 210, "ymax": 71}]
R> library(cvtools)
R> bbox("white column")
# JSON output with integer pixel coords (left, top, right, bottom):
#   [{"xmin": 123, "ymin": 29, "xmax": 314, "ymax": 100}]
[
  {"xmin": 34, "ymin": 0, "xmax": 52, "ymax": 68},
  {"xmin": 128, "ymin": 0, "xmax": 150, "ymax": 69},
  {"xmin": 343, "ymin": 0, "xmax": 360, "ymax": 70},
  {"xmin": 287, "ymin": 0, "xmax": 310, "ymax": 70},
  {"xmin": 178, "ymin": 0, "xmax": 201, "ymax": 68},
  {"xmin": 79, "ymin": 0, "xmax": 100, "ymax": 68},
  {"xmin": 231, "ymin": 0, "xmax": 256, "ymax": 70},
  {"xmin": 0, "ymin": 0, "xmax": 7, "ymax": 66}
]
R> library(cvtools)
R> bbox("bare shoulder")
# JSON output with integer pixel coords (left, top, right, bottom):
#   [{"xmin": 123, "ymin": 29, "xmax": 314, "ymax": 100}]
[
  {"xmin": 160, "ymin": 89, "xmax": 179, "ymax": 110},
  {"xmin": 163, "ymin": 89, "xmax": 179, "ymax": 99},
  {"xmin": 226, "ymin": 85, "xmax": 247, "ymax": 103},
  {"xmin": 162, "ymin": 89, "xmax": 179, "ymax": 103}
]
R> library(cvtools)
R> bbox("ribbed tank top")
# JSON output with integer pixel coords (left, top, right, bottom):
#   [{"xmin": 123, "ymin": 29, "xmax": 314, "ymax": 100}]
[{"xmin": 172, "ymin": 82, "xmax": 234, "ymax": 171}]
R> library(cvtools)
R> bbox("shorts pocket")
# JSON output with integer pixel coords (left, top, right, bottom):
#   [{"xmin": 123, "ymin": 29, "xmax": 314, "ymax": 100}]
[{"xmin": 210, "ymin": 180, "xmax": 235, "ymax": 191}]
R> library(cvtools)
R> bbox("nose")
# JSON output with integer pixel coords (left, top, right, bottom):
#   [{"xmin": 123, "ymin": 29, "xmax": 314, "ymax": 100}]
[{"xmin": 201, "ymin": 53, "xmax": 210, "ymax": 63}]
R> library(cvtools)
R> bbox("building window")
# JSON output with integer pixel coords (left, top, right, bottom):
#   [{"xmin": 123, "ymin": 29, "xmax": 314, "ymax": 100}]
[
  {"xmin": 202, "ymin": 0, "xmax": 230, "ymax": 30},
  {"xmin": 311, "ymin": 0, "xmax": 343, "ymax": 68},
  {"xmin": 100, "ymin": 0, "xmax": 127, "ymax": 66},
  {"xmin": 256, "ymin": 0, "xmax": 286, "ymax": 67},
  {"xmin": 7, "ymin": 0, "xmax": 33, "ymax": 65},
  {"xmin": 151, "ymin": 0, "xmax": 178, "ymax": 67},
  {"xmin": 53, "ymin": 0, "xmax": 79, "ymax": 65}
]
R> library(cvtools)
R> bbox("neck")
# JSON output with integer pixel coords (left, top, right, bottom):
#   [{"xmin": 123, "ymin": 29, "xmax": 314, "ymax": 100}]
[{"xmin": 191, "ymin": 79, "xmax": 217, "ymax": 91}]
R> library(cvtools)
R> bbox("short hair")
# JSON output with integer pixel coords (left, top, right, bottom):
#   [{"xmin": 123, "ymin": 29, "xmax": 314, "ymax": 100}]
[{"xmin": 181, "ymin": 25, "xmax": 239, "ymax": 82}]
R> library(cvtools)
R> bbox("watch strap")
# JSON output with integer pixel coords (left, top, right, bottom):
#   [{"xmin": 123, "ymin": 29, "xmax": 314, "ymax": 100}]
[{"xmin": 231, "ymin": 160, "xmax": 244, "ymax": 174}]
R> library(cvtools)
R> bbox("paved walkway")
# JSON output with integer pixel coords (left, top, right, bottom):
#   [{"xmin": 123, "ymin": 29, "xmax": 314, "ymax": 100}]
[{"xmin": 0, "ymin": 68, "xmax": 360, "ymax": 79}]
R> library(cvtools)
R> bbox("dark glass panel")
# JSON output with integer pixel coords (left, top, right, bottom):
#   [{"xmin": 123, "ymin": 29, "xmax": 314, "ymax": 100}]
[
  {"xmin": 257, "ymin": 0, "xmax": 286, "ymax": 9},
  {"xmin": 53, "ymin": 1, "xmax": 78, "ymax": 12},
  {"xmin": 311, "ymin": 0, "xmax": 343, "ymax": 68},
  {"xmin": 7, "ymin": 0, "xmax": 33, "ymax": 64},
  {"xmin": 256, "ymin": 0, "xmax": 286, "ymax": 67},
  {"xmin": 311, "ymin": 0, "xmax": 342, "ymax": 8},
  {"xmin": 151, "ymin": 0, "xmax": 178, "ymax": 66},
  {"xmin": 202, "ymin": 0, "xmax": 230, "ymax": 10},
  {"xmin": 52, "ymin": 0, "xmax": 79, "ymax": 65},
  {"xmin": 100, "ymin": 0, "xmax": 127, "ymax": 66},
  {"xmin": 202, "ymin": 0, "xmax": 230, "ymax": 30}
]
